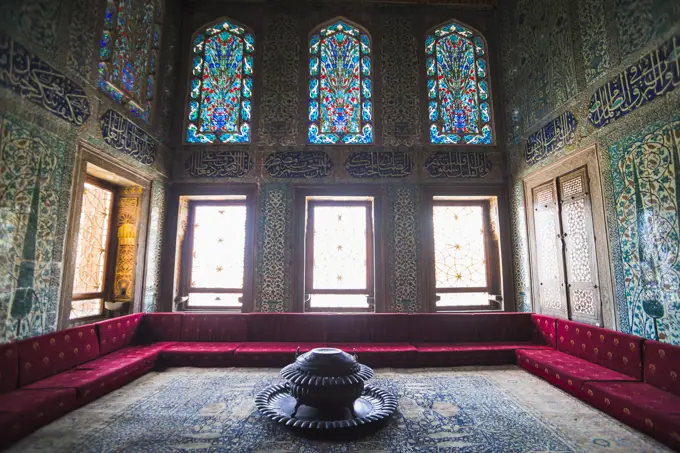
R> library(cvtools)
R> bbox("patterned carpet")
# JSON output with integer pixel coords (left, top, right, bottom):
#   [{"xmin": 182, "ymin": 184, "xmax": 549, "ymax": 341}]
[{"xmin": 8, "ymin": 366, "xmax": 669, "ymax": 453}]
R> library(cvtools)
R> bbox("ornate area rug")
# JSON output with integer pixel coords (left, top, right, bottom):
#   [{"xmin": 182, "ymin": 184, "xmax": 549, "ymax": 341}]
[{"xmin": 9, "ymin": 366, "xmax": 669, "ymax": 453}]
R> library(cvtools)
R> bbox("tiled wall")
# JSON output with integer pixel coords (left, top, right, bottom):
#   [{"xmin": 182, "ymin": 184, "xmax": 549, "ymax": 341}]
[
  {"xmin": 500, "ymin": 0, "xmax": 680, "ymax": 343},
  {"xmin": 0, "ymin": 0, "xmax": 181, "ymax": 343}
]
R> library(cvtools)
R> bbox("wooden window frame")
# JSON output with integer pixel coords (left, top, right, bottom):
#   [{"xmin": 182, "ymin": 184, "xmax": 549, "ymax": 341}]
[
  {"xmin": 292, "ymin": 185, "xmax": 386, "ymax": 313},
  {"xmin": 69, "ymin": 176, "xmax": 119, "ymax": 321},
  {"xmin": 421, "ymin": 186, "xmax": 507, "ymax": 313},
  {"xmin": 182, "ymin": 199, "xmax": 249, "ymax": 309},
  {"xmin": 167, "ymin": 183, "xmax": 258, "ymax": 313},
  {"xmin": 305, "ymin": 200, "xmax": 375, "ymax": 303}
]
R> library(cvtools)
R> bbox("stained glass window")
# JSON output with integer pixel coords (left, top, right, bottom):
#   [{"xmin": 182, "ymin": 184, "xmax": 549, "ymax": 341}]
[
  {"xmin": 187, "ymin": 202, "xmax": 247, "ymax": 307},
  {"xmin": 71, "ymin": 182, "xmax": 114, "ymax": 319},
  {"xmin": 308, "ymin": 20, "xmax": 372, "ymax": 144},
  {"xmin": 98, "ymin": 0, "xmax": 164, "ymax": 123},
  {"xmin": 306, "ymin": 200, "xmax": 373, "ymax": 309},
  {"xmin": 426, "ymin": 21, "xmax": 493, "ymax": 144},
  {"xmin": 186, "ymin": 19, "xmax": 254, "ymax": 144},
  {"xmin": 432, "ymin": 202, "xmax": 490, "ymax": 307}
]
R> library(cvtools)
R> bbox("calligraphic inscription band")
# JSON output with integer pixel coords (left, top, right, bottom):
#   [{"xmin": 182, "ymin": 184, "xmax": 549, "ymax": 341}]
[
  {"xmin": 345, "ymin": 151, "xmax": 413, "ymax": 178},
  {"xmin": 185, "ymin": 150, "xmax": 252, "ymax": 178},
  {"xmin": 100, "ymin": 110, "xmax": 157, "ymax": 165},
  {"xmin": 424, "ymin": 151, "xmax": 492, "ymax": 178},
  {"xmin": 589, "ymin": 35, "xmax": 680, "ymax": 128},
  {"xmin": 265, "ymin": 151, "xmax": 332, "ymax": 178},
  {"xmin": 0, "ymin": 32, "xmax": 90, "ymax": 127},
  {"xmin": 526, "ymin": 111, "xmax": 578, "ymax": 165}
]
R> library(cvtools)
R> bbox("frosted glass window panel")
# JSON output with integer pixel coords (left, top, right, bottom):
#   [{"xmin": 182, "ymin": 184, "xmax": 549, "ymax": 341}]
[
  {"xmin": 70, "ymin": 298, "xmax": 103, "ymax": 320},
  {"xmin": 437, "ymin": 292, "xmax": 489, "ymax": 307},
  {"xmin": 433, "ymin": 205, "xmax": 487, "ymax": 289},
  {"xmin": 190, "ymin": 204, "xmax": 247, "ymax": 289},
  {"xmin": 311, "ymin": 205, "xmax": 368, "ymax": 290},
  {"xmin": 309, "ymin": 294, "xmax": 369, "ymax": 308},
  {"xmin": 188, "ymin": 293, "xmax": 242, "ymax": 307},
  {"xmin": 73, "ymin": 183, "xmax": 113, "ymax": 294}
]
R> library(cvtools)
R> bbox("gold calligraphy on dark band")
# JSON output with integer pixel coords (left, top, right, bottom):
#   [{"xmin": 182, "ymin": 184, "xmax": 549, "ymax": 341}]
[
  {"xmin": 589, "ymin": 35, "xmax": 680, "ymax": 128},
  {"xmin": 526, "ymin": 111, "xmax": 578, "ymax": 165},
  {"xmin": 0, "ymin": 32, "xmax": 90, "ymax": 127},
  {"xmin": 345, "ymin": 151, "xmax": 413, "ymax": 178},
  {"xmin": 184, "ymin": 150, "xmax": 253, "ymax": 177},
  {"xmin": 424, "ymin": 151, "xmax": 492, "ymax": 178},
  {"xmin": 100, "ymin": 110, "xmax": 157, "ymax": 165},
  {"xmin": 264, "ymin": 151, "xmax": 332, "ymax": 178}
]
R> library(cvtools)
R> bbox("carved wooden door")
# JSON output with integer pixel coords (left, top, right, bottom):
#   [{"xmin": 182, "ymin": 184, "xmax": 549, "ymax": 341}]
[{"xmin": 531, "ymin": 182, "xmax": 569, "ymax": 319}]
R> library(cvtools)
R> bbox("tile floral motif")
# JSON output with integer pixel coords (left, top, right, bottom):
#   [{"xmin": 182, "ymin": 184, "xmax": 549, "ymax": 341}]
[
  {"xmin": 588, "ymin": 35, "xmax": 680, "ymax": 129},
  {"xmin": 526, "ymin": 111, "xmax": 577, "ymax": 165},
  {"xmin": 388, "ymin": 187, "xmax": 420, "ymax": 313},
  {"xmin": 8, "ymin": 0, "xmax": 63, "ymax": 53},
  {"xmin": 381, "ymin": 16, "xmax": 420, "ymax": 147},
  {"xmin": 577, "ymin": 0, "xmax": 610, "ymax": 83},
  {"xmin": 258, "ymin": 14, "xmax": 300, "ymax": 147},
  {"xmin": 0, "ymin": 32, "xmax": 90, "ymax": 127},
  {"xmin": 255, "ymin": 186, "xmax": 289, "ymax": 312},
  {"xmin": 614, "ymin": 0, "xmax": 679, "ymax": 58},
  {"xmin": 143, "ymin": 181, "xmax": 166, "ymax": 313},
  {"xmin": 511, "ymin": 181, "xmax": 532, "ymax": 312},
  {"xmin": 0, "ymin": 114, "xmax": 65, "ymax": 343},
  {"xmin": 608, "ymin": 117, "xmax": 680, "ymax": 345},
  {"xmin": 100, "ymin": 110, "xmax": 157, "ymax": 165},
  {"xmin": 66, "ymin": 0, "xmax": 95, "ymax": 80}
]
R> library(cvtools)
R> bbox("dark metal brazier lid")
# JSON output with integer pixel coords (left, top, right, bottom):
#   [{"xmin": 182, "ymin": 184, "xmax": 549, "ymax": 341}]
[{"xmin": 281, "ymin": 348, "xmax": 374, "ymax": 385}]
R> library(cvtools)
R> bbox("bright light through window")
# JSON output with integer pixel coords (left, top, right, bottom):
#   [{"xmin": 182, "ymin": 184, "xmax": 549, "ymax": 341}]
[
  {"xmin": 433, "ymin": 203, "xmax": 489, "ymax": 307},
  {"xmin": 188, "ymin": 203, "xmax": 246, "ymax": 307}
]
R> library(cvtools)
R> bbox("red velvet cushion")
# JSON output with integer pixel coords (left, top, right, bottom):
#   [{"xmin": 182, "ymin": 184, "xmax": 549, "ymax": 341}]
[
  {"xmin": 0, "ymin": 342, "xmax": 18, "ymax": 394},
  {"xmin": 409, "ymin": 313, "xmax": 533, "ymax": 343},
  {"xmin": 139, "ymin": 313, "xmax": 183, "ymax": 342},
  {"xmin": 329, "ymin": 343, "xmax": 417, "ymax": 367},
  {"xmin": 234, "ymin": 342, "xmax": 324, "ymax": 366},
  {"xmin": 557, "ymin": 320, "xmax": 643, "ymax": 379},
  {"xmin": 416, "ymin": 342, "xmax": 549, "ymax": 366},
  {"xmin": 516, "ymin": 348, "xmax": 638, "ymax": 397},
  {"xmin": 80, "ymin": 344, "xmax": 168, "ymax": 369},
  {"xmin": 182, "ymin": 314, "xmax": 248, "ymax": 342},
  {"xmin": 531, "ymin": 314, "xmax": 557, "ymax": 347},
  {"xmin": 643, "ymin": 340, "xmax": 680, "ymax": 396},
  {"xmin": 583, "ymin": 381, "xmax": 680, "ymax": 451},
  {"xmin": 248, "ymin": 314, "xmax": 328, "ymax": 342},
  {"xmin": 160, "ymin": 342, "xmax": 242, "ymax": 366},
  {"xmin": 326, "ymin": 314, "xmax": 410, "ymax": 343},
  {"xmin": 95, "ymin": 313, "xmax": 143, "ymax": 355},
  {"xmin": 18, "ymin": 325, "xmax": 100, "ymax": 387},
  {"xmin": 0, "ymin": 388, "xmax": 77, "ymax": 449}
]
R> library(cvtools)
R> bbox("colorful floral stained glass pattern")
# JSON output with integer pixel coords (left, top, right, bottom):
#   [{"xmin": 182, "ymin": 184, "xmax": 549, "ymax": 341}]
[
  {"xmin": 186, "ymin": 19, "xmax": 254, "ymax": 144},
  {"xmin": 426, "ymin": 21, "xmax": 493, "ymax": 145},
  {"xmin": 308, "ymin": 20, "xmax": 372, "ymax": 144},
  {"xmin": 98, "ymin": 0, "xmax": 163, "ymax": 123}
]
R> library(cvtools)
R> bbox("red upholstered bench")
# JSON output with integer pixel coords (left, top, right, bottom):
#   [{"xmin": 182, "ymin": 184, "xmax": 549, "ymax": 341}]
[
  {"xmin": 516, "ymin": 319, "xmax": 643, "ymax": 398},
  {"xmin": 411, "ymin": 313, "xmax": 551, "ymax": 366},
  {"xmin": 582, "ymin": 340, "xmax": 680, "ymax": 451}
]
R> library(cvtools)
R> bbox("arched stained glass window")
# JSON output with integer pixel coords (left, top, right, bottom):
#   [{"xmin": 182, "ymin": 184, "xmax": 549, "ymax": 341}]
[
  {"xmin": 426, "ymin": 21, "xmax": 493, "ymax": 145},
  {"xmin": 186, "ymin": 18, "xmax": 254, "ymax": 144},
  {"xmin": 308, "ymin": 19, "xmax": 372, "ymax": 144},
  {"xmin": 98, "ymin": 0, "xmax": 164, "ymax": 123}
]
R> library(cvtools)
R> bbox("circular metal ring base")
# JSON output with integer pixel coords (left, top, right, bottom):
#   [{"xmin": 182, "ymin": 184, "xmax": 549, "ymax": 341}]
[{"xmin": 255, "ymin": 384, "xmax": 397, "ymax": 430}]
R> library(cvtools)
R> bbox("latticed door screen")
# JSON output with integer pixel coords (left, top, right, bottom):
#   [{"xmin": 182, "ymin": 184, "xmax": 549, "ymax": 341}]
[
  {"xmin": 558, "ymin": 169, "xmax": 600, "ymax": 324},
  {"xmin": 71, "ymin": 181, "xmax": 115, "ymax": 319},
  {"xmin": 532, "ymin": 183, "xmax": 568, "ymax": 318}
]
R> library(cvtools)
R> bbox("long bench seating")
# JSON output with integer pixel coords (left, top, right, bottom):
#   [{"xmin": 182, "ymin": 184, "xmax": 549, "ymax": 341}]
[{"xmin": 0, "ymin": 312, "xmax": 678, "ymax": 450}]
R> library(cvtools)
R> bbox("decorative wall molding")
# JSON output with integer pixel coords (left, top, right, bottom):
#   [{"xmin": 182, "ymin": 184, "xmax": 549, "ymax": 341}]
[
  {"xmin": 0, "ymin": 33, "xmax": 90, "ymax": 127},
  {"xmin": 345, "ymin": 151, "xmax": 412, "ymax": 178},
  {"xmin": 588, "ymin": 35, "xmax": 680, "ymax": 129},
  {"xmin": 264, "ymin": 151, "xmax": 332, "ymax": 178},
  {"xmin": 100, "ymin": 110, "xmax": 157, "ymax": 165},
  {"xmin": 184, "ymin": 150, "xmax": 252, "ymax": 178},
  {"xmin": 525, "ymin": 111, "xmax": 578, "ymax": 165},
  {"xmin": 424, "ymin": 151, "xmax": 492, "ymax": 178}
]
